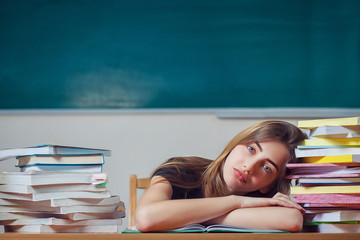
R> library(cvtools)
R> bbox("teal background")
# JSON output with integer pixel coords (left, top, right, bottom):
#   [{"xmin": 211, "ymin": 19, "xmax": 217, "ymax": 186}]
[{"xmin": 1, "ymin": 0, "xmax": 359, "ymax": 109}]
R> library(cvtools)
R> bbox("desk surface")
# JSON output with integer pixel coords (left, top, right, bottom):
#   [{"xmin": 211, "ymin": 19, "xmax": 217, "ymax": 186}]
[{"xmin": 2, "ymin": 233, "xmax": 360, "ymax": 240}]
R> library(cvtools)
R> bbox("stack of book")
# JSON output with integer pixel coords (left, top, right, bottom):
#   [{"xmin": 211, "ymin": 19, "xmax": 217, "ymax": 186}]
[
  {"xmin": 0, "ymin": 144, "xmax": 125, "ymax": 233},
  {"xmin": 288, "ymin": 117, "xmax": 360, "ymax": 233}
]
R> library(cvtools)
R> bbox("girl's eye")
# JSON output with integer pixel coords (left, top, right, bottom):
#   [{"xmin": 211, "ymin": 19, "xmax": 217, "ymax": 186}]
[
  {"xmin": 248, "ymin": 146, "xmax": 255, "ymax": 153},
  {"xmin": 263, "ymin": 165, "xmax": 272, "ymax": 173}
]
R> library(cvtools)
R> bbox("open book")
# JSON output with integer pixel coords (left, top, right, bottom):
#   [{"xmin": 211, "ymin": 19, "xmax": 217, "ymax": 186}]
[{"xmin": 123, "ymin": 224, "xmax": 289, "ymax": 233}]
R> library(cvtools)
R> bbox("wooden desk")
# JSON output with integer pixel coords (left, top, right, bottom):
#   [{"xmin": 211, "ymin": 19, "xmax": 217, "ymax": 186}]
[{"xmin": 2, "ymin": 233, "xmax": 360, "ymax": 240}]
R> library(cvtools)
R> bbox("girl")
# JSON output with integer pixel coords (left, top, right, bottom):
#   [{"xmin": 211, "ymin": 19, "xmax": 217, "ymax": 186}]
[{"xmin": 135, "ymin": 120, "xmax": 307, "ymax": 232}]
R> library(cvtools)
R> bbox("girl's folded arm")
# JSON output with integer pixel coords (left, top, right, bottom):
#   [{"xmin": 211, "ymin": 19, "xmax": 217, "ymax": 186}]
[{"xmin": 206, "ymin": 206, "xmax": 304, "ymax": 232}]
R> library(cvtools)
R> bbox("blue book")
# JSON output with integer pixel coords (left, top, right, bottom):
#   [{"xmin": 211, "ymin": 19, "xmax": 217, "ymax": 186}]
[
  {"xmin": 0, "ymin": 144, "xmax": 111, "ymax": 161},
  {"xmin": 18, "ymin": 163, "xmax": 103, "ymax": 173}
]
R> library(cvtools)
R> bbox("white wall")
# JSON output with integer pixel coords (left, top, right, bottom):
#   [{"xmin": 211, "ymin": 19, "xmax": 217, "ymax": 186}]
[{"xmin": 0, "ymin": 112, "xmax": 301, "ymax": 230}]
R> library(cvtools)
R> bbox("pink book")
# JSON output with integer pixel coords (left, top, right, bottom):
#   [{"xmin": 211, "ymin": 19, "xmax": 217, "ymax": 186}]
[
  {"xmin": 292, "ymin": 193, "xmax": 360, "ymax": 204},
  {"xmin": 286, "ymin": 165, "xmax": 360, "ymax": 179},
  {"xmin": 287, "ymin": 173, "xmax": 360, "ymax": 179},
  {"xmin": 287, "ymin": 163, "xmax": 360, "ymax": 168}
]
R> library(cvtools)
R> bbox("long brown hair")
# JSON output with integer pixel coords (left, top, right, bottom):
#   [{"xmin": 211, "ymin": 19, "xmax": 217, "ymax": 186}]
[{"xmin": 152, "ymin": 120, "xmax": 307, "ymax": 198}]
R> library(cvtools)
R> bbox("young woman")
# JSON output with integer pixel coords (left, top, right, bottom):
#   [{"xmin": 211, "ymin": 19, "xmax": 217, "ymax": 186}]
[{"xmin": 134, "ymin": 120, "xmax": 307, "ymax": 232}]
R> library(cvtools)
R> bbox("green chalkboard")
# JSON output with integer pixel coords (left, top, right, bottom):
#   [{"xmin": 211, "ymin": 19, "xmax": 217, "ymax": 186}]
[{"xmin": 1, "ymin": 0, "xmax": 359, "ymax": 109}]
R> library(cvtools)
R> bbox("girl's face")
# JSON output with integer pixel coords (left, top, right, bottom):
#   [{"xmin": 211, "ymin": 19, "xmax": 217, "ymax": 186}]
[{"xmin": 223, "ymin": 140, "xmax": 289, "ymax": 195}]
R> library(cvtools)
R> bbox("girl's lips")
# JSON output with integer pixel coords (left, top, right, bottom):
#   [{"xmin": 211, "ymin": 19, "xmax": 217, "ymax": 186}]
[{"xmin": 234, "ymin": 168, "xmax": 247, "ymax": 183}]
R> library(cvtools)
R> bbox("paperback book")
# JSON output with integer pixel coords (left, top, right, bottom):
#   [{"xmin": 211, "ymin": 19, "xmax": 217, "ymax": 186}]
[
  {"xmin": 0, "ymin": 171, "xmax": 107, "ymax": 185},
  {"xmin": 5, "ymin": 224, "xmax": 119, "ymax": 233},
  {"xmin": 307, "ymin": 125, "xmax": 360, "ymax": 139},
  {"xmin": 298, "ymin": 117, "xmax": 360, "ymax": 129},
  {"xmin": 0, "ymin": 183, "xmax": 106, "ymax": 194},
  {"xmin": 0, "ymin": 195, "xmax": 121, "ymax": 207},
  {"xmin": 295, "ymin": 148, "xmax": 360, "ymax": 158},
  {"xmin": 0, "ymin": 189, "xmax": 112, "ymax": 201}
]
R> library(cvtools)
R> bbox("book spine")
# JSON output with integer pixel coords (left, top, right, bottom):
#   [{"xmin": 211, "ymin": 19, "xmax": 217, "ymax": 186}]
[
  {"xmin": 291, "ymin": 186, "xmax": 360, "ymax": 194},
  {"xmin": 302, "ymin": 155, "xmax": 360, "ymax": 164},
  {"xmin": 292, "ymin": 193, "xmax": 360, "ymax": 204},
  {"xmin": 298, "ymin": 117, "xmax": 360, "ymax": 129},
  {"xmin": 300, "ymin": 138, "xmax": 360, "ymax": 147}
]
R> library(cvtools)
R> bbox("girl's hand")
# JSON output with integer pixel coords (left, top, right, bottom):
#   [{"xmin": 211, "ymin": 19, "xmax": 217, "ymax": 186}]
[
  {"xmin": 237, "ymin": 193, "xmax": 305, "ymax": 213},
  {"xmin": 271, "ymin": 192, "xmax": 305, "ymax": 213}
]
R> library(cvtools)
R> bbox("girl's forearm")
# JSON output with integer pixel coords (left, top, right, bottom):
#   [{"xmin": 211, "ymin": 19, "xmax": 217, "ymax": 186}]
[
  {"xmin": 135, "ymin": 195, "xmax": 238, "ymax": 232},
  {"xmin": 208, "ymin": 206, "xmax": 304, "ymax": 232}
]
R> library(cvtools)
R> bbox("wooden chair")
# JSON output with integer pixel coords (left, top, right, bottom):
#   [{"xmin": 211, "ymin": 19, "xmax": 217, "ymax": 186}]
[{"xmin": 129, "ymin": 174, "xmax": 149, "ymax": 226}]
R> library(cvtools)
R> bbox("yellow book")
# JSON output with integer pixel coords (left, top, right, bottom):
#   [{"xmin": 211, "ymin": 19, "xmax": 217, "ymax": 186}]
[
  {"xmin": 298, "ymin": 117, "xmax": 360, "ymax": 129},
  {"xmin": 302, "ymin": 155, "xmax": 360, "ymax": 164},
  {"xmin": 300, "ymin": 138, "xmax": 360, "ymax": 147},
  {"xmin": 291, "ymin": 185, "xmax": 360, "ymax": 194}
]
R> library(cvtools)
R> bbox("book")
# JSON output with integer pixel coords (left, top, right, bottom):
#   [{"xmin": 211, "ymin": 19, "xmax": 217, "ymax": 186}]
[
  {"xmin": 123, "ymin": 224, "xmax": 288, "ymax": 233},
  {"xmin": 304, "ymin": 210, "xmax": 360, "ymax": 222},
  {"xmin": 19, "ymin": 164, "xmax": 103, "ymax": 173},
  {"xmin": 286, "ymin": 163, "xmax": 360, "ymax": 168},
  {"xmin": 302, "ymin": 203, "xmax": 360, "ymax": 208},
  {"xmin": 5, "ymin": 224, "xmax": 119, "ymax": 233},
  {"xmin": 303, "ymin": 222, "xmax": 360, "ymax": 233},
  {"xmin": 62, "ymin": 211, "xmax": 126, "ymax": 221},
  {"xmin": 0, "ymin": 202, "xmax": 121, "ymax": 214},
  {"xmin": 299, "ymin": 138, "xmax": 360, "ymax": 147},
  {"xmin": 0, "ymin": 190, "xmax": 112, "ymax": 201},
  {"xmin": 295, "ymin": 148, "xmax": 360, "ymax": 158},
  {"xmin": 0, "ymin": 195, "xmax": 121, "ymax": 207},
  {"xmin": 0, "ymin": 183, "xmax": 106, "ymax": 194},
  {"xmin": 0, "ymin": 210, "xmax": 125, "ymax": 221},
  {"xmin": 1, "ymin": 217, "xmax": 122, "ymax": 226},
  {"xmin": 16, "ymin": 154, "xmax": 105, "ymax": 166},
  {"xmin": 50, "ymin": 195, "xmax": 121, "ymax": 207},
  {"xmin": 0, "ymin": 171, "xmax": 107, "ymax": 185},
  {"xmin": 291, "ymin": 185, "xmax": 360, "ymax": 194},
  {"xmin": 0, "ymin": 144, "xmax": 111, "ymax": 161},
  {"xmin": 308, "ymin": 125, "xmax": 360, "ymax": 138},
  {"xmin": 298, "ymin": 177, "xmax": 360, "ymax": 185},
  {"xmin": 0, "ymin": 212, "xmax": 53, "ymax": 221},
  {"xmin": 300, "ymin": 155, "xmax": 360, "ymax": 164},
  {"xmin": 286, "ymin": 164, "xmax": 360, "ymax": 179},
  {"xmin": 291, "ymin": 193, "xmax": 360, "ymax": 204},
  {"xmin": 0, "ymin": 201, "xmax": 125, "ymax": 218},
  {"xmin": 288, "ymin": 173, "xmax": 360, "ymax": 179},
  {"xmin": 298, "ymin": 117, "xmax": 360, "ymax": 129}
]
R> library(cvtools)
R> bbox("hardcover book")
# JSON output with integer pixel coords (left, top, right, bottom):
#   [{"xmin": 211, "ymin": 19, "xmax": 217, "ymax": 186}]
[{"xmin": 0, "ymin": 144, "xmax": 111, "ymax": 161}]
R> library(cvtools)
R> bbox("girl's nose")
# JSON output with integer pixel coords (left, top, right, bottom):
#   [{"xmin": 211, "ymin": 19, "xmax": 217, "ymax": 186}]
[{"xmin": 243, "ymin": 162, "xmax": 256, "ymax": 174}]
